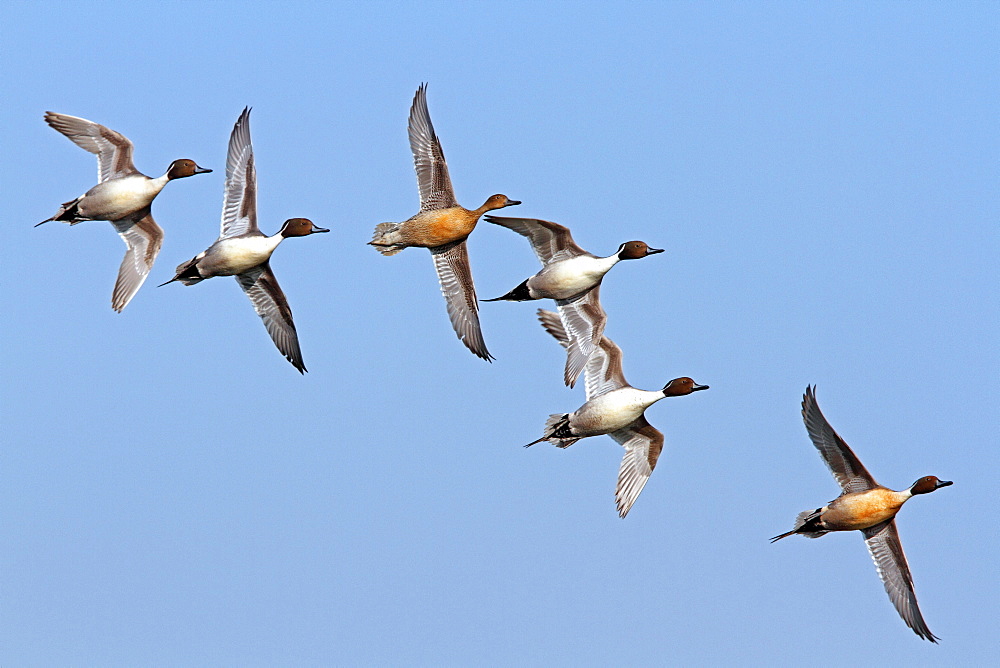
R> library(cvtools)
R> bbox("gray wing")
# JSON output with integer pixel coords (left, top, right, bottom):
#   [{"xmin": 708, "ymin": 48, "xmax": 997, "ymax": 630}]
[
  {"xmin": 484, "ymin": 216, "xmax": 587, "ymax": 264},
  {"xmin": 536, "ymin": 304, "xmax": 605, "ymax": 388},
  {"xmin": 537, "ymin": 309, "xmax": 568, "ymax": 347},
  {"xmin": 582, "ymin": 328, "xmax": 628, "ymax": 401},
  {"xmin": 408, "ymin": 84, "xmax": 458, "ymax": 212},
  {"xmin": 220, "ymin": 108, "xmax": 258, "ymax": 239},
  {"xmin": 235, "ymin": 263, "xmax": 305, "ymax": 373},
  {"xmin": 802, "ymin": 386, "xmax": 878, "ymax": 494},
  {"xmin": 610, "ymin": 416, "xmax": 664, "ymax": 518},
  {"xmin": 556, "ymin": 286, "xmax": 606, "ymax": 388},
  {"xmin": 45, "ymin": 112, "xmax": 139, "ymax": 182},
  {"xmin": 430, "ymin": 240, "xmax": 492, "ymax": 361},
  {"xmin": 863, "ymin": 519, "xmax": 939, "ymax": 642},
  {"xmin": 110, "ymin": 212, "xmax": 163, "ymax": 312}
]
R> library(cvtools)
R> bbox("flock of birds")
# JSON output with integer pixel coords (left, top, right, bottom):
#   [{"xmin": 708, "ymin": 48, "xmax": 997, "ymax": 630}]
[{"xmin": 37, "ymin": 84, "xmax": 951, "ymax": 642}]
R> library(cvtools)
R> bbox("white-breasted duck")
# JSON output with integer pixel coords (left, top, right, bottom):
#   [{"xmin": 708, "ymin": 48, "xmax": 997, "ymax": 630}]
[
  {"xmin": 484, "ymin": 216, "xmax": 662, "ymax": 387},
  {"xmin": 771, "ymin": 385, "xmax": 952, "ymax": 643},
  {"xmin": 369, "ymin": 84, "xmax": 520, "ymax": 362},
  {"xmin": 160, "ymin": 108, "xmax": 327, "ymax": 373},
  {"xmin": 528, "ymin": 309, "xmax": 707, "ymax": 517},
  {"xmin": 38, "ymin": 112, "xmax": 211, "ymax": 311}
]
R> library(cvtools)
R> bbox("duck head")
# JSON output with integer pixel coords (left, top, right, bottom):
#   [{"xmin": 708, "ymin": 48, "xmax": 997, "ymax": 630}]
[
  {"xmin": 662, "ymin": 377, "xmax": 710, "ymax": 396},
  {"xmin": 617, "ymin": 241, "xmax": 664, "ymax": 260},
  {"xmin": 166, "ymin": 159, "xmax": 212, "ymax": 179},
  {"xmin": 481, "ymin": 194, "xmax": 521, "ymax": 211},
  {"xmin": 279, "ymin": 218, "xmax": 330, "ymax": 238},
  {"xmin": 910, "ymin": 476, "xmax": 953, "ymax": 495}
]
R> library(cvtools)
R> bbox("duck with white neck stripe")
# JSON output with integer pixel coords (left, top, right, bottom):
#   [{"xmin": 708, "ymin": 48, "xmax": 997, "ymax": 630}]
[{"xmin": 161, "ymin": 108, "xmax": 327, "ymax": 374}]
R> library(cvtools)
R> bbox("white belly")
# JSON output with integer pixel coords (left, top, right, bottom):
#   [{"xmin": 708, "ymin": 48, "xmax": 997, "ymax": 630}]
[
  {"xmin": 205, "ymin": 236, "xmax": 281, "ymax": 276},
  {"xmin": 532, "ymin": 255, "xmax": 615, "ymax": 299},
  {"xmin": 80, "ymin": 175, "xmax": 161, "ymax": 220},
  {"xmin": 571, "ymin": 388, "xmax": 659, "ymax": 435}
]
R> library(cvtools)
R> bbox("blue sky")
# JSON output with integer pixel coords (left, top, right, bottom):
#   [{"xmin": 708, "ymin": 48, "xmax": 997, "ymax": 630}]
[{"xmin": 2, "ymin": 1, "xmax": 997, "ymax": 664}]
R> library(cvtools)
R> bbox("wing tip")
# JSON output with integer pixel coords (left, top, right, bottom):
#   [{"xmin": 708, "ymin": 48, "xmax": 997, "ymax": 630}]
[
  {"xmin": 411, "ymin": 82, "xmax": 430, "ymax": 115},
  {"xmin": 802, "ymin": 383, "xmax": 817, "ymax": 416},
  {"xmin": 283, "ymin": 347, "xmax": 308, "ymax": 374},
  {"xmin": 470, "ymin": 345, "xmax": 495, "ymax": 362}
]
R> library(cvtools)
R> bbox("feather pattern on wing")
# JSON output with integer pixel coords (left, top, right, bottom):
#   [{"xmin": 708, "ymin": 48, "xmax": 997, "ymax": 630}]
[
  {"xmin": 484, "ymin": 216, "xmax": 587, "ymax": 264},
  {"xmin": 220, "ymin": 107, "xmax": 258, "ymax": 239},
  {"xmin": 44, "ymin": 112, "xmax": 138, "ymax": 182},
  {"xmin": 430, "ymin": 240, "xmax": 492, "ymax": 361},
  {"xmin": 539, "ymin": 308, "xmax": 672, "ymax": 518},
  {"xmin": 580, "ymin": 324, "xmax": 628, "ymax": 400},
  {"xmin": 556, "ymin": 287, "xmax": 607, "ymax": 388},
  {"xmin": 236, "ymin": 263, "xmax": 305, "ymax": 373},
  {"xmin": 408, "ymin": 84, "xmax": 458, "ymax": 212},
  {"xmin": 537, "ymin": 309, "xmax": 568, "ymax": 347},
  {"xmin": 802, "ymin": 386, "xmax": 878, "ymax": 494},
  {"xmin": 863, "ymin": 519, "xmax": 939, "ymax": 642},
  {"xmin": 111, "ymin": 212, "xmax": 163, "ymax": 312},
  {"xmin": 610, "ymin": 416, "xmax": 664, "ymax": 518},
  {"xmin": 538, "ymin": 305, "xmax": 604, "ymax": 390}
]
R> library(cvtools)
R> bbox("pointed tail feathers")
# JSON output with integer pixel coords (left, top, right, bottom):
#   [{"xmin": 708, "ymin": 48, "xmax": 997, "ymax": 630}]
[
  {"xmin": 370, "ymin": 222, "xmax": 405, "ymax": 256},
  {"xmin": 770, "ymin": 508, "xmax": 826, "ymax": 542},
  {"xmin": 525, "ymin": 413, "xmax": 580, "ymax": 448},
  {"xmin": 483, "ymin": 279, "xmax": 532, "ymax": 302},
  {"xmin": 37, "ymin": 197, "xmax": 84, "ymax": 226},
  {"xmin": 158, "ymin": 257, "xmax": 204, "ymax": 287}
]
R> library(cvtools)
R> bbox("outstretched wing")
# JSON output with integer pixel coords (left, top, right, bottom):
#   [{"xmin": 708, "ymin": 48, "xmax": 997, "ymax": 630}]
[
  {"xmin": 863, "ymin": 519, "xmax": 939, "ymax": 642},
  {"xmin": 801, "ymin": 385, "xmax": 878, "ymax": 494},
  {"xmin": 556, "ymin": 287, "xmax": 607, "ymax": 388},
  {"xmin": 110, "ymin": 212, "xmax": 163, "ymax": 312},
  {"xmin": 45, "ymin": 112, "xmax": 138, "ymax": 182},
  {"xmin": 430, "ymin": 240, "xmax": 492, "ymax": 361},
  {"xmin": 537, "ymin": 309, "xmax": 568, "ymax": 347},
  {"xmin": 220, "ymin": 107, "xmax": 258, "ymax": 239},
  {"xmin": 408, "ymin": 84, "xmax": 458, "ymax": 212},
  {"xmin": 484, "ymin": 216, "xmax": 587, "ymax": 264},
  {"xmin": 610, "ymin": 416, "xmax": 664, "ymax": 518},
  {"xmin": 235, "ymin": 263, "xmax": 305, "ymax": 373},
  {"xmin": 581, "ymin": 329, "xmax": 628, "ymax": 401},
  {"xmin": 535, "ymin": 287, "xmax": 606, "ymax": 389}
]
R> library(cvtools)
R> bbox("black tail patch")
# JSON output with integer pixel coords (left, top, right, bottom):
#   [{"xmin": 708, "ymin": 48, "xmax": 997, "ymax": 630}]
[
  {"xmin": 550, "ymin": 419, "xmax": 575, "ymax": 440},
  {"xmin": 483, "ymin": 279, "xmax": 531, "ymax": 302},
  {"xmin": 159, "ymin": 259, "xmax": 203, "ymax": 287}
]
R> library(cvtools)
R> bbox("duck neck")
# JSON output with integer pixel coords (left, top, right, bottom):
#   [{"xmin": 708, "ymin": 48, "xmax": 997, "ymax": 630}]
[
  {"xmin": 637, "ymin": 389, "xmax": 666, "ymax": 409},
  {"xmin": 262, "ymin": 231, "xmax": 286, "ymax": 253},
  {"xmin": 150, "ymin": 174, "xmax": 171, "ymax": 194},
  {"xmin": 887, "ymin": 488, "xmax": 915, "ymax": 506},
  {"xmin": 599, "ymin": 253, "xmax": 623, "ymax": 270},
  {"xmin": 587, "ymin": 253, "xmax": 621, "ymax": 279},
  {"xmin": 472, "ymin": 202, "xmax": 496, "ymax": 217},
  {"xmin": 252, "ymin": 232, "xmax": 285, "ymax": 258}
]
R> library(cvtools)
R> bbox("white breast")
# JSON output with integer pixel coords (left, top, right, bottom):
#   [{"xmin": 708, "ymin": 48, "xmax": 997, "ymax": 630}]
[
  {"xmin": 531, "ymin": 254, "xmax": 619, "ymax": 299},
  {"xmin": 571, "ymin": 387, "xmax": 662, "ymax": 435},
  {"xmin": 208, "ymin": 235, "xmax": 282, "ymax": 275},
  {"xmin": 80, "ymin": 175, "xmax": 164, "ymax": 220}
]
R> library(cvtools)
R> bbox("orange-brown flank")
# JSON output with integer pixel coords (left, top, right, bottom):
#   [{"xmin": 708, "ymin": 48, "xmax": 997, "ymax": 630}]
[
  {"xmin": 404, "ymin": 207, "xmax": 480, "ymax": 248},
  {"xmin": 823, "ymin": 488, "xmax": 906, "ymax": 531}
]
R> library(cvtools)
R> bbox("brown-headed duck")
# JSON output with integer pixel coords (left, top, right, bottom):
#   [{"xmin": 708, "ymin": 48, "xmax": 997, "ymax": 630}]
[
  {"xmin": 38, "ymin": 112, "xmax": 211, "ymax": 311},
  {"xmin": 528, "ymin": 309, "xmax": 708, "ymax": 517},
  {"xmin": 369, "ymin": 84, "xmax": 520, "ymax": 361},
  {"xmin": 771, "ymin": 385, "xmax": 952, "ymax": 643},
  {"xmin": 160, "ymin": 108, "xmax": 327, "ymax": 373},
  {"xmin": 484, "ymin": 216, "xmax": 662, "ymax": 386}
]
